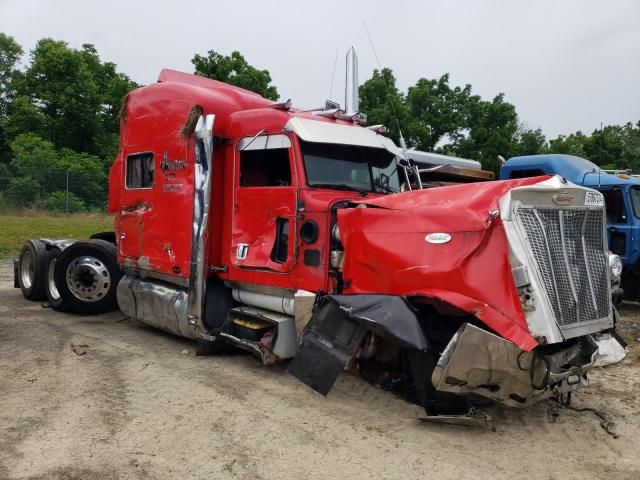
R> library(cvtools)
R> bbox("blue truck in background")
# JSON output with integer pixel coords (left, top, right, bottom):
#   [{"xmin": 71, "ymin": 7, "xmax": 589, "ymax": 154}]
[{"xmin": 501, "ymin": 154, "xmax": 633, "ymax": 303}]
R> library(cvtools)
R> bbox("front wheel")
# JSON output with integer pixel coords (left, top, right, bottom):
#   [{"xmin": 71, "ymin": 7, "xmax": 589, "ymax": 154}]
[
  {"xmin": 54, "ymin": 240, "xmax": 122, "ymax": 315},
  {"xmin": 408, "ymin": 349, "xmax": 470, "ymax": 416}
]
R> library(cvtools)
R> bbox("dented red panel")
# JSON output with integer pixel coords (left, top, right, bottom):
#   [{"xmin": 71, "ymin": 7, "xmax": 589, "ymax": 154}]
[
  {"xmin": 337, "ymin": 177, "xmax": 549, "ymax": 351},
  {"xmin": 231, "ymin": 187, "xmax": 296, "ymax": 272}
]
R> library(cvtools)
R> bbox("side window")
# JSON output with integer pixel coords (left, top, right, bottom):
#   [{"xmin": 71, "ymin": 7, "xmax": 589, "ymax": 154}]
[
  {"xmin": 240, "ymin": 148, "xmax": 291, "ymax": 187},
  {"xmin": 508, "ymin": 169, "xmax": 546, "ymax": 179},
  {"xmin": 602, "ymin": 189, "xmax": 627, "ymax": 223},
  {"xmin": 126, "ymin": 153, "xmax": 154, "ymax": 189}
]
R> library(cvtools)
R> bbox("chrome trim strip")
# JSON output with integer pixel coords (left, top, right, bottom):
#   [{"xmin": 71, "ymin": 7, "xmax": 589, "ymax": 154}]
[{"xmin": 187, "ymin": 114, "xmax": 215, "ymax": 333}]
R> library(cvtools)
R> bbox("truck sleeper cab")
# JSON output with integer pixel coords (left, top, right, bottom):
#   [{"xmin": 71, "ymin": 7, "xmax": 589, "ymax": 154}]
[{"xmin": 16, "ymin": 71, "xmax": 616, "ymax": 416}]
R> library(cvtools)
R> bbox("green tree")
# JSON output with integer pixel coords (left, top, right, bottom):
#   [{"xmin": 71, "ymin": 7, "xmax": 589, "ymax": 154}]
[
  {"xmin": 449, "ymin": 94, "xmax": 520, "ymax": 171},
  {"xmin": 512, "ymin": 127, "xmax": 547, "ymax": 156},
  {"xmin": 7, "ymin": 39, "xmax": 137, "ymax": 162},
  {"xmin": 40, "ymin": 191, "xmax": 86, "ymax": 213},
  {"xmin": 405, "ymin": 74, "xmax": 473, "ymax": 151},
  {"xmin": 0, "ymin": 32, "xmax": 23, "ymax": 116},
  {"xmin": 4, "ymin": 176, "xmax": 40, "ymax": 206},
  {"xmin": 192, "ymin": 50, "xmax": 279, "ymax": 100},
  {"xmin": 359, "ymin": 68, "xmax": 523, "ymax": 171},
  {"xmin": 358, "ymin": 68, "xmax": 413, "ymax": 147},
  {"xmin": 9, "ymin": 133, "xmax": 106, "ymax": 208},
  {"xmin": 0, "ymin": 33, "xmax": 24, "ymax": 164},
  {"xmin": 547, "ymin": 131, "xmax": 588, "ymax": 158}
]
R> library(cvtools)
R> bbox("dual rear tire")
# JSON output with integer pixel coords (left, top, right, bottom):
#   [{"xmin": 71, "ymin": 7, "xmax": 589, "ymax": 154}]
[{"xmin": 19, "ymin": 239, "xmax": 121, "ymax": 315}]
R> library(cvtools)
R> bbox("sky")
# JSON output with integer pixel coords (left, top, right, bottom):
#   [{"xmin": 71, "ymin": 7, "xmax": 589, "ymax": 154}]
[{"xmin": 1, "ymin": 0, "xmax": 639, "ymax": 138}]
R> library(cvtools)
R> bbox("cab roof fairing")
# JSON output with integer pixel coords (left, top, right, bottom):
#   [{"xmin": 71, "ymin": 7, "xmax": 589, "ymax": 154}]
[{"xmin": 335, "ymin": 176, "xmax": 554, "ymax": 352}]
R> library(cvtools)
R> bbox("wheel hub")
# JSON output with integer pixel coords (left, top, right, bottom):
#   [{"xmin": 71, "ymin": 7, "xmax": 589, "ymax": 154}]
[{"xmin": 66, "ymin": 256, "xmax": 111, "ymax": 302}]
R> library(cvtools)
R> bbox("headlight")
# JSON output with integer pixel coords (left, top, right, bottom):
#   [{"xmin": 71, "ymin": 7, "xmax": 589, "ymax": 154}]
[{"xmin": 608, "ymin": 252, "xmax": 623, "ymax": 282}]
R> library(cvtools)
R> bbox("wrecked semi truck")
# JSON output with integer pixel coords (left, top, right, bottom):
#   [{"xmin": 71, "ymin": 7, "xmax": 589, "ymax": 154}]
[{"xmin": 16, "ymin": 70, "xmax": 615, "ymax": 415}]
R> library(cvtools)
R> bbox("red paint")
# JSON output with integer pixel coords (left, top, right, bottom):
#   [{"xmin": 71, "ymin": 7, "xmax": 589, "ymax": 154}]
[
  {"xmin": 337, "ymin": 178, "xmax": 548, "ymax": 351},
  {"xmin": 110, "ymin": 69, "xmax": 549, "ymax": 350}
]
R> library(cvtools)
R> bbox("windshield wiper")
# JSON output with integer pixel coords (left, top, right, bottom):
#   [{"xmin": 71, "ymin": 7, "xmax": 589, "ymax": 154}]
[{"xmin": 310, "ymin": 183, "xmax": 369, "ymax": 196}]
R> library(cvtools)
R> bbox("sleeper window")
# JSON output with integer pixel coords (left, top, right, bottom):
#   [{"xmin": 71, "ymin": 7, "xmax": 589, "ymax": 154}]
[
  {"xmin": 240, "ymin": 148, "xmax": 291, "ymax": 187},
  {"xmin": 126, "ymin": 153, "xmax": 154, "ymax": 189}
]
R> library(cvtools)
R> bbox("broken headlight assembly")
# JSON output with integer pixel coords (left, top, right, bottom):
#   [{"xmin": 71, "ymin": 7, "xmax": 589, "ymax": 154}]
[{"xmin": 608, "ymin": 252, "xmax": 622, "ymax": 287}]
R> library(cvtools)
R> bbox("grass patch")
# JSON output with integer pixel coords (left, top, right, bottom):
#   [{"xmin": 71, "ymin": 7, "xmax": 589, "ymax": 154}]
[{"xmin": 0, "ymin": 212, "xmax": 113, "ymax": 258}]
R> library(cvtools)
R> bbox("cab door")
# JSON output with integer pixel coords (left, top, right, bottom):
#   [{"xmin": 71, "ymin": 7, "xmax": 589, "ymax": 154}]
[
  {"xmin": 602, "ymin": 187, "xmax": 632, "ymax": 265},
  {"xmin": 118, "ymin": 141, "xmax": 196, "ymax": 279},
  {"xmin": 230, "ymin": 134, "xmax": 297, "ymax": 272}
]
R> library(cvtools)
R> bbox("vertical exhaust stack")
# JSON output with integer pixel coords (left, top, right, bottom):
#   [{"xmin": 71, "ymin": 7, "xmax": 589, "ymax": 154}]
[{"xmin": 345, "ymin": 47, "xmax": 359, "ymax": 114}]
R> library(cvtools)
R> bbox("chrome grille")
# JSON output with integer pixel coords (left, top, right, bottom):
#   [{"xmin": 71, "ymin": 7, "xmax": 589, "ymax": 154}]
[{"xmin": 516, "ymin": 208, "xmax": 609, "ymax": 331}]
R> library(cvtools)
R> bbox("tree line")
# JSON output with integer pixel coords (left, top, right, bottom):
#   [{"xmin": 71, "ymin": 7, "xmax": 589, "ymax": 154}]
[{"xmin": 0, "ymin": 32, "xmax": 638, "ymax": 212}]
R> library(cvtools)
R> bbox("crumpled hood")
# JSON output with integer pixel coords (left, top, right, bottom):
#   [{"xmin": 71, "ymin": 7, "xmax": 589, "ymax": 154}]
[{"xmin": 337, "ymin": 176, "xmax": 550, "ymax": 351}]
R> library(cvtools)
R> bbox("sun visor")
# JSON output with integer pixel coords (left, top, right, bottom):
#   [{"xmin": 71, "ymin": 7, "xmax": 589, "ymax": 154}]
[{"xmin": 284, "ymin": 117, "xmax": 405, "ymax": 159}]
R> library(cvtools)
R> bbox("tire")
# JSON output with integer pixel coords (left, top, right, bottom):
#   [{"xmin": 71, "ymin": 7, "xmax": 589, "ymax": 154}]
[
  {"xmin": 18, "ymin": 239, "xmax": 48, "ymax": 300},
  {"xmin": 54, "ymin": 239, "xmax": 122, "ymax": 315},
  {"xmin": 45, "ymin": 248, "xmax": 67, "ymax": 311},
  {"xmin": 408, "ymin": 349, "xmax": 470, "ymax": 416}
]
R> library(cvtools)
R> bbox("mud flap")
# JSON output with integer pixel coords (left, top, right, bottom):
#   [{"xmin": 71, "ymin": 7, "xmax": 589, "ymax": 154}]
[{"xmin": 288, "ymin": 295, "xmax": 426, "ymax": 395}]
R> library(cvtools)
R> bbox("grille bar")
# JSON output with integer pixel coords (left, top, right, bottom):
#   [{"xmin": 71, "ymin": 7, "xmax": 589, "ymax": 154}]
[{"xmin": 516, "ymin": 208, "xmax": 609, "ymax": 333}]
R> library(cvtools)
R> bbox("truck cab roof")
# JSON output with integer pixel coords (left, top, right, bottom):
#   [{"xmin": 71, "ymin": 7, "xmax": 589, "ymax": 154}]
[{"xmin": 502, "ymin": 154, "xmax": 640, "ymax": 188}]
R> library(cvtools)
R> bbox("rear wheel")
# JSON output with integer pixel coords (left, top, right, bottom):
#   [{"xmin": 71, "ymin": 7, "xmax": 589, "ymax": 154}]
[
  {"xmin": 18, "ymin": 239, "xmax": 48, "ymax": 300},
  {"xmin": 45, "ymin": 248, "xmax": 66, "ymax": 310},
  {"xmin": 54, "ymin": 240, "xmax": 121, "ymax": 315}
]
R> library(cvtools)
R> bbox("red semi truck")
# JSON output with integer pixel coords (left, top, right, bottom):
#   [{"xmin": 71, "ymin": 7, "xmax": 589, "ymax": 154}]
[{"xmin": 16, "ymin": 70, "xmax": 616, "ymax": 415}]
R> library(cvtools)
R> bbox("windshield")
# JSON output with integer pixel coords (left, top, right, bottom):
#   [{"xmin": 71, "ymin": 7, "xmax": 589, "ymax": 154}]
[{"xmin": 300, "ymin": 140, "xmax": 401, "ymax": 194}]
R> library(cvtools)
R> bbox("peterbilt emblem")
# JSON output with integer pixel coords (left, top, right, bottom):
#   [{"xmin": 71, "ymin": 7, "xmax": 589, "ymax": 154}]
[
  {"xmin": 552, "ymin": 191, "xmax": 574, "ymax": 206},
  {"xmin": 160, "ymin": 151, "xmax": 187, "ymax": 180},
  {"xmin": 425, "ymin": 233, "xmax": 452, "ymax": 244}
]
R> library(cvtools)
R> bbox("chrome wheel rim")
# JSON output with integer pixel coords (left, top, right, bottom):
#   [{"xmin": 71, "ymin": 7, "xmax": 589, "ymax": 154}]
[
  {"xmin": 20, "ymin": 250, "xmax": 34, "ymax": 289},
  {"xmin": 48, "ymin": 257, "xmax": 60, "ymax": 301},
  {"xmin": 65, "ymin": 256, "xmax": 111, "ymax": 302}
]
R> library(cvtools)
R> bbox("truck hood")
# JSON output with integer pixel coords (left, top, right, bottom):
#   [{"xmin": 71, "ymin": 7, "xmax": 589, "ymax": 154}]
[{"xmin": 336, "ymin": 176, "xmax": 549, "ymax": 351}]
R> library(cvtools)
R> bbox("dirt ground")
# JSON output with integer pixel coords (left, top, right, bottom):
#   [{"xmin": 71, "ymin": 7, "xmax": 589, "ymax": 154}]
[{"xmin": 1, "ymin": 260, "xmax": 639, "ymax": 480}]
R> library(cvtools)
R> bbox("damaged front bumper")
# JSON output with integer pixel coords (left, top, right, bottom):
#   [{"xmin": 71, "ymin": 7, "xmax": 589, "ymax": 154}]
[{"xmin": 432, "ymin": 323, "xmax": 599, "ymax": 407}]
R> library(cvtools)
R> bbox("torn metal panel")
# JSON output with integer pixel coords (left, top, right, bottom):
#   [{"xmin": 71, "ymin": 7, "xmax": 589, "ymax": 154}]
[
  {"xmin": 117, "ymin": 275, "xmax": 195, "ymax": 339},
  {"xmin": 293, "ymin": 290, "xmax": 316, "ymax": 334},
  {"xmin": 432, "ymin": 323, "xmax": 598, "ymax": 407},
  {"xmin": 323, "ymin": 294, "xmax": 428, "ymax": 350},
  {"xmin": 288, "ymin": 297, "xmax": 368, "ymax": 395}
]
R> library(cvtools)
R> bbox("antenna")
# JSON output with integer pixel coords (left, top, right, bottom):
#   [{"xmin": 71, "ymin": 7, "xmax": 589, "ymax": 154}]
[
  {"xmin": 363, "ymin": 22, "xmax": 407, "ymax": 151},
  {"xmin": 329, "ymin": 49, "xmax": 339, "ymax": 101}
]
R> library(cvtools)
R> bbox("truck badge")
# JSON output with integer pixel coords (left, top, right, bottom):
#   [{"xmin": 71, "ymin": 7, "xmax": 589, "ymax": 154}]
[
  {"xmin": 552, "ymin": 191, "xmax": 574, "ymax": 206},
  {"xmin": 160, "ymin": 151, "xmax": 187, "ymax": 180},
  {"xmin": 425, "ymin": 233, "xmax": 452, "ymax": 244}
]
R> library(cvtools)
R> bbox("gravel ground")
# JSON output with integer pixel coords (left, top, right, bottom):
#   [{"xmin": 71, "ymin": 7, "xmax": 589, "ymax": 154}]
[{"xmin": 1, "ymin": 260, "xmax": 639, "ymax": 480}]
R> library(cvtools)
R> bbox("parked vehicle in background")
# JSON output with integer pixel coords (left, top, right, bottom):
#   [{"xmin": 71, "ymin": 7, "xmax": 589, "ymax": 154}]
[
  {"xmin": 501, "ymin": 154, "xmax": 631, "ymax": 304},
  {"xmin": 15, "ymin": 71, "xmax": 618, "ymax": 416},
  {"xmin": 405, "ymin": 150, "xmax": 495, "ymax": 188}
]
